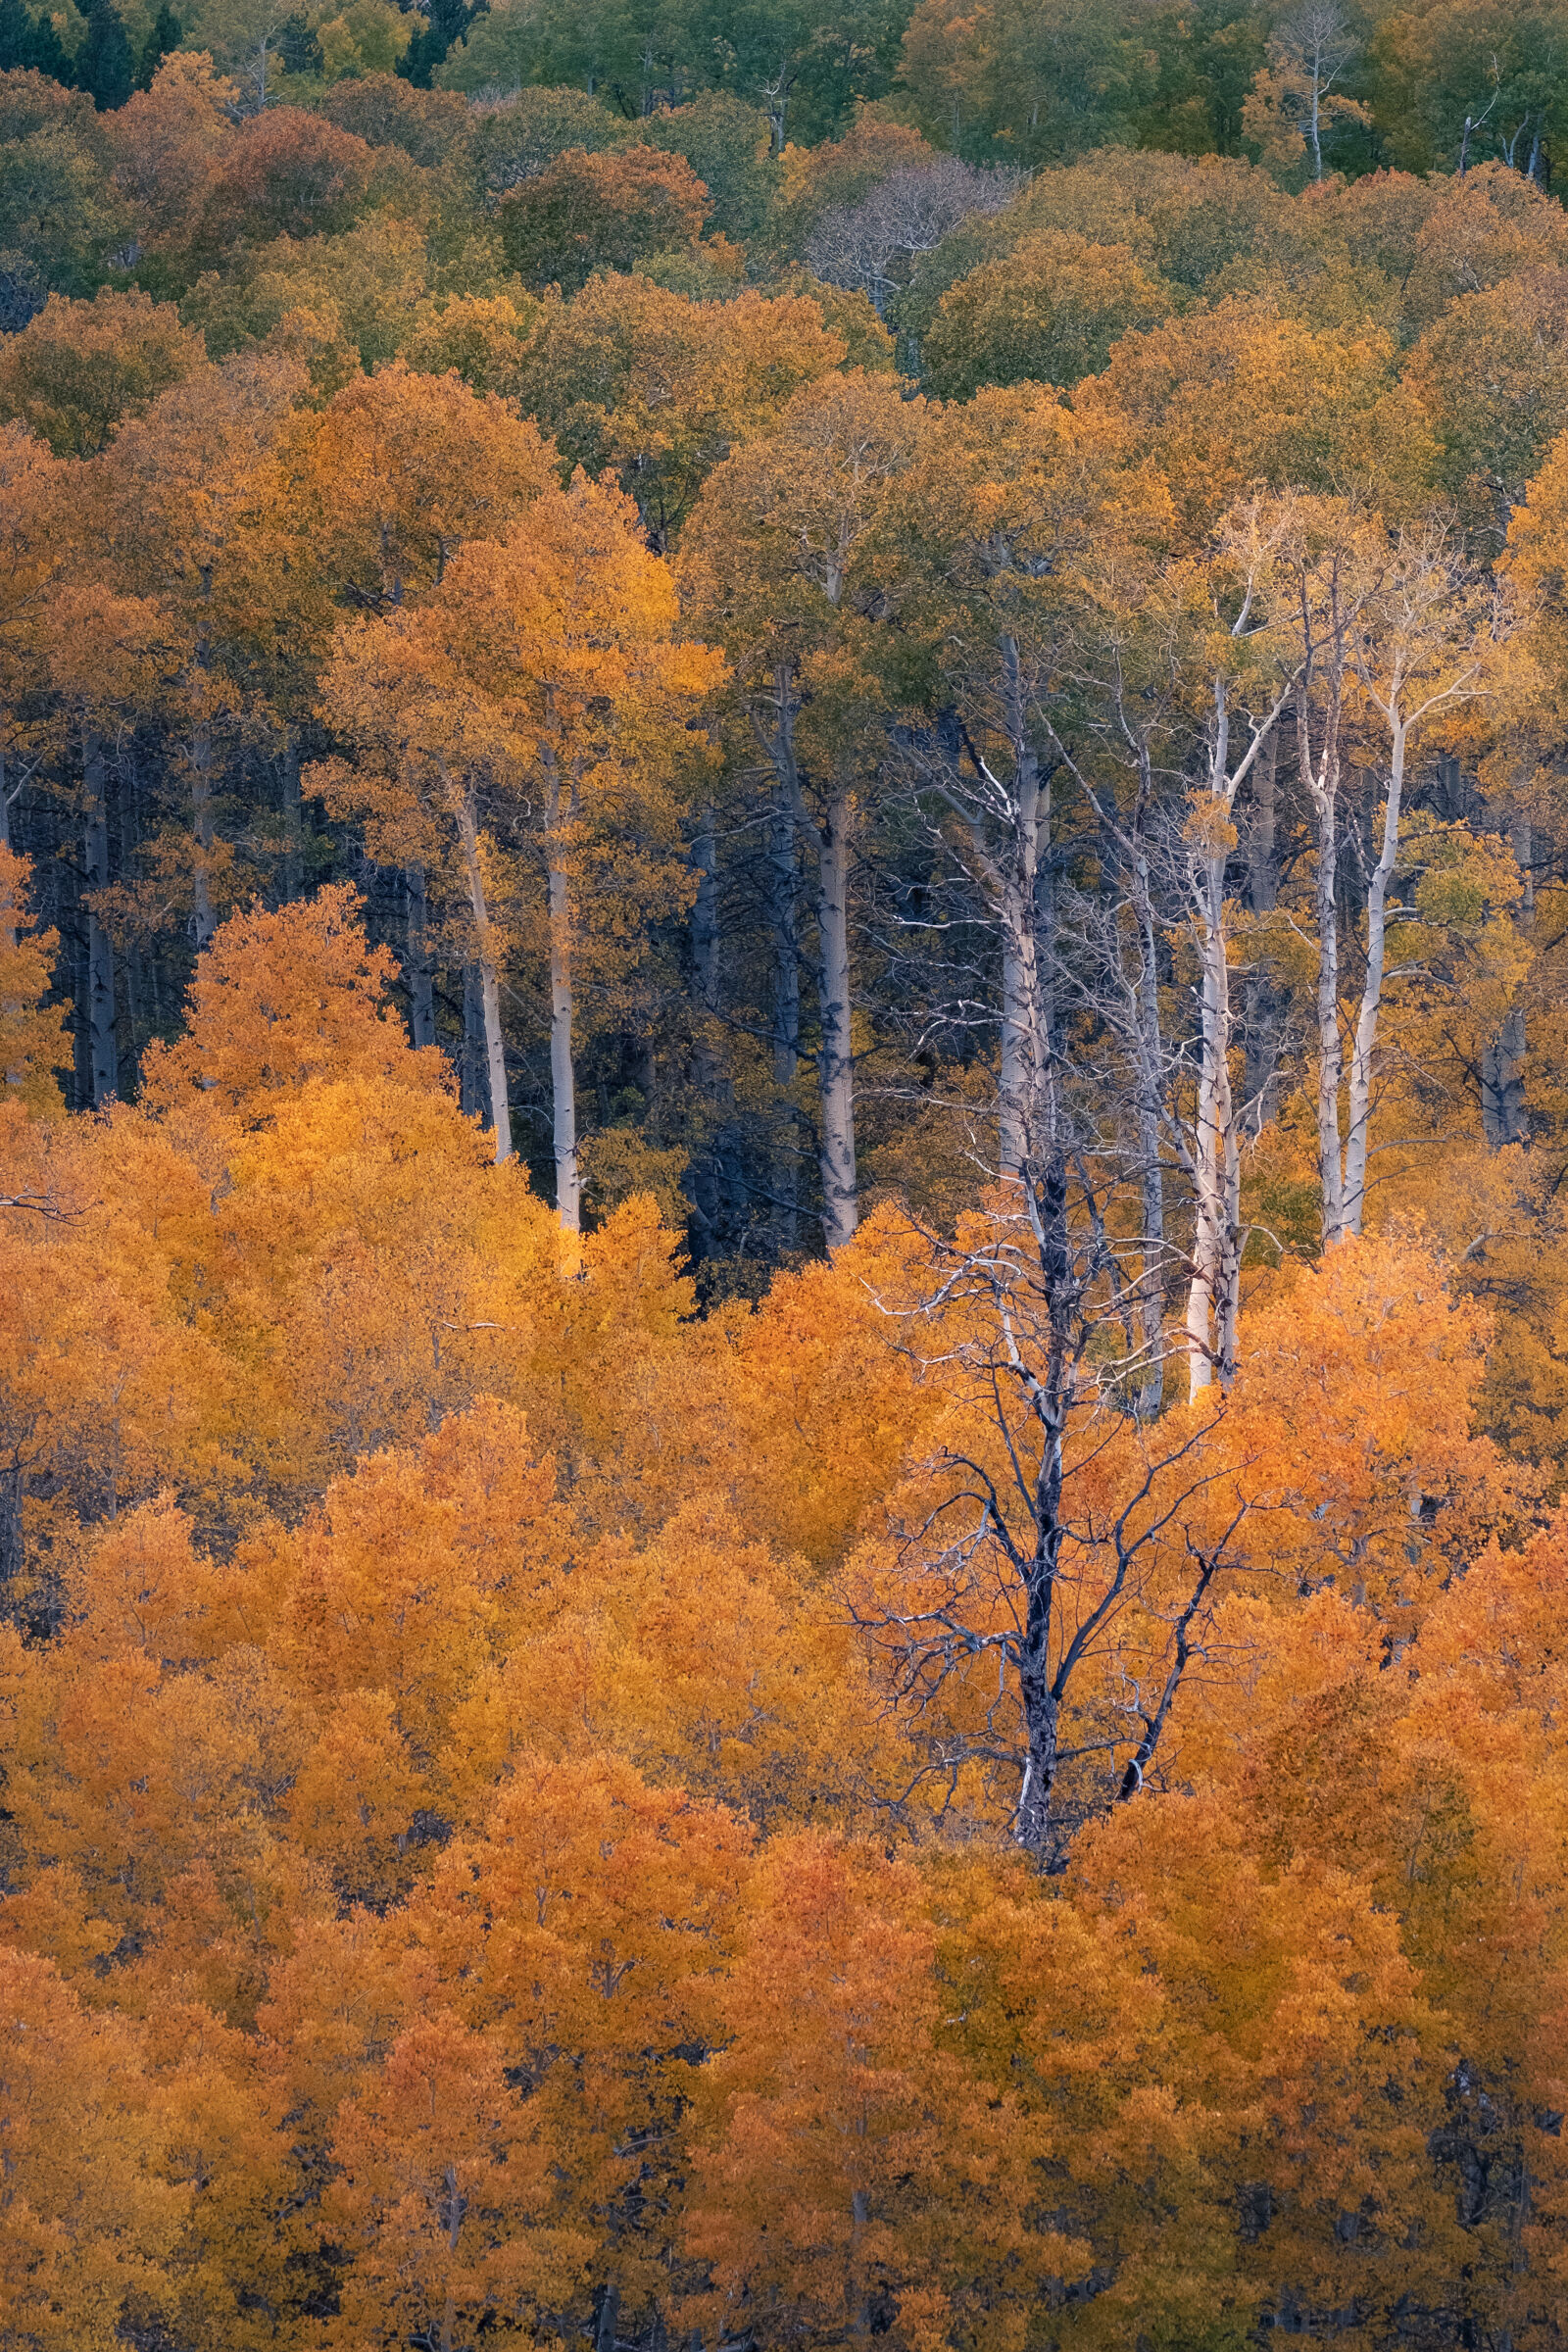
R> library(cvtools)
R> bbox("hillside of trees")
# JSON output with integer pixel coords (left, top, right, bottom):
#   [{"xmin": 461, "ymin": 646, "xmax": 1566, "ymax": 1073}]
[{"xmin": 9, "ymin": 4, "xmax": 1568, "ymax": 2346}]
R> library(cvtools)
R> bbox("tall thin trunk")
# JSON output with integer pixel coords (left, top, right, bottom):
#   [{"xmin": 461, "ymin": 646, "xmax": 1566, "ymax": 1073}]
[
  {"xmin": 1186, "ymin": 849, "xmax": 1235, "ymax": 1399},
  {"xmin": 997, "ymin": 634, "xmax": 1052, "ymax": 1182},
  {"xmin": 83, "ymin": 726, "xmax": 118, "ymax": 1108},
  {"xmin": 1120, "ymin": 800, "xmax": 1166, "ymax": 1420},
  {"xmin": 1243, "ymin": 729, "xmax": 1281, "ymax": 1133},
  {"xmin": 545, "ymin": 770, "xmax": 580, "ymax": 1232},
  {"xmin": 768, "ymin": 799, "xmax": 801, "ymax": 1250},
  {"xmin": 1185, "ymin": 688, "xmax": 1241, "ymax": 1400},
  {"xmin": 405, "ymin": 863, "xmax": 435, "ymax": 1049},
  {"xmin": 998, "ymin": 761, "xmax": 1042, "ymax": 1179},
  {"xmin": 1342, "ymin": 724, "xmax": 1409, "ymax": 1233},
  {"xmin": 453, "ymin": 786, "xmax": 513, "ymax": 1164},
  {"xmin": 1302, "ymin": 691, "xmax": 1346, "ymax": 1244},
  {"xmin": 815, "ymin": 790, "xmax": 858, "ymax": 1252}
]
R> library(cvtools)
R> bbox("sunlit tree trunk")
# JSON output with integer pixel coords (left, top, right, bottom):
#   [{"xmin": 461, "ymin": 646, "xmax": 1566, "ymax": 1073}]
[
  {"xmin": 544, "ymin": 762, "xmax": 581, "ymax": 1232},
  {"xmin": 1342, "ymin": 723, "xmax": 1410, "ymax": 1235},
  {"xmin": 452, "ymin": 783, "xmax": 513, "ymax": 1165}
]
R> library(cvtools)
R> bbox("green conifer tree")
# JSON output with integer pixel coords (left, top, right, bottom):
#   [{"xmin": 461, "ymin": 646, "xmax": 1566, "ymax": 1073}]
[{"xmin": 74, "ymin": 0, "xmax": 134, "ymax": 105}]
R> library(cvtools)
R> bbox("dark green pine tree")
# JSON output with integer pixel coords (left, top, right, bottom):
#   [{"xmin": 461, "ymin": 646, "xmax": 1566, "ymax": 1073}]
[
  {"xmin": 275, "ymin": 8, "xmax": 323, "ymax": 74},
  {"xmin": 74, "ymin": 0, "xmax": 134, "ymax": 106},
  {"xmin": 30, "ymin": 0, "xmax": 68, "ymax": 74},
  {"xmin": 132, "ymin": 0, "xmax": 180, "ymax": 87},
  {"xmin": 397, "ymin": 0, "xmax": 484, "ymax": 89},
  {"xmin": 0, "ymin": 0, "xmax": 72, "ymax": 79}
]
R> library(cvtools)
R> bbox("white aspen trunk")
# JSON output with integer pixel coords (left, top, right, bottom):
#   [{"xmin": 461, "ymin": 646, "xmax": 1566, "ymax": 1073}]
[
  {"xmin": 83, "ymin": 726, "xmax": 118, "ymax": 1108},
  {"xmin": 1342, "ymin": 722, "xmax": 1408, "ymax": 1235},
  {"xmin": 1124, "ymin": 821, "xmax": 1167, "ymax": 1420},
  {"xmin": 815, "ymin": 789, "xmax": 858, "ymax": 1252},
  {"xmin": 1185, "ymin": 683, "xmax": 1240, "ymax": 1400},
  {"xmin": 542, "ymin": 755, "xmax": 581, "ymax": 1233},
  {"xmin": 548, "ymin": 848, "xmax": 580, "ymax": 1232},
  {"xmin": 1186, "ymin": 841, "xmax": 1234, "ymax": 1400},
  {"xmin": 453, "ymin": 789, "xmax": 513, "ymax": 1166},
  {"xmin": 999, "ymin": 763, "xmax": 1043, "ymax": 1179},
  {"xmin": 997, "ymin": 632, "xmax": 1051, "ymax": 1183},
  {"xmin": 1303, "ymin": 703, "xmax": 1346, "ymax": 1246},
  {"xmin": 768, "ymin": 799, "xmax": 801, "ymax": 1250}
]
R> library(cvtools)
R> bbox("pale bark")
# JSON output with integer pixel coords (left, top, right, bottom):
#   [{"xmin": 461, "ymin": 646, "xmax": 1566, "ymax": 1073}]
[
  {"xmin": 1243, "ymin": 730, "xmax": 1282, "ymax": 1133},
  {"xmin": 1300, "ymin": 689, "xmax": 1348, "ymax": 1245},
  {"xmin": 1118, "ymin": 808, "xmax": 1167, "ymax": 1420},
  {"xmin": 82, "ymin": 727, "xmax": 118, "ymax": 1108},
  {"xmin": 453, "ymin": 789, "xmax": 513, "ymax": 1165},
  {"xmin": 542, "ymin": 754, "xmax": 581, "ymax": 1232},
  {"xmin": 768, "ymin": 801, "xmax": 801, "ymax": 1250},
  {"xmin": 1184, "ymin": 680, "xmax": 1290, "ymax": 1399},
  {"xmin": 815, "ymin": 789, "xmax": 858, "ymax": 1252},
  {"xmin": 1185, "ymin": 847, "xmax": 1237, "ymax": 1398},
  {"xmin": 548, "ymin": 847, "xmax": 580, "ymax": 1232},
  {"xmin": 1342, "ymin": 730, "xmax": 1408, "ymax": 1233}
]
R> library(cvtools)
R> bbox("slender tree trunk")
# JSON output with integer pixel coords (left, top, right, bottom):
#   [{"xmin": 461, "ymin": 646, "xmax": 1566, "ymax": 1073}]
[
  {"xmin": 1343, "ymin": 724, "xmax": 1409, "ymax": 1233},
  {"xmin": 405, "ymin": 863, "xmax": 435, "ymax": 1049},
  {"xmin": 83, "ymin": 726, "xmax": 118, "ymax": 1108},
  {"xmin": 545, "ymin": 773, "xmax": 580, "ymax": 1232},
  {"xmin": 1184, "ymin": 690, "xmax": 1244, "ymax": 1399},
  {"xmin": 768, "ymin": 799, "xmax": 801, "ymax": 1250},
  {"xmin": 1304, "ymin": 704, "xmax": 1346, "ymax": 1244},
  {"xmin": 453, "ymin": 787, "xmax": 513, "ymax": 1164},
  {"xmin": 814, "ymin": 790, "xmax": 858, "ymax": 1252},
  {"xmin": 998, "ymin": 757, "xmax": 1042, "ymax": 1179},
  {"xmin": 1243, "ymin": 729, "xmax": 1281, "ymax": 1133},
  {"xmin": 595, "ymin": 2282, "xmax": 619, "ymax": 2352},
  {"xmin": 1186, "ymin": 841, "xmax": 1235, "ymax": 1399},
  {"xmin": 1123, "ymin": 821, "xmax": 1167, "ymax": 1420}
]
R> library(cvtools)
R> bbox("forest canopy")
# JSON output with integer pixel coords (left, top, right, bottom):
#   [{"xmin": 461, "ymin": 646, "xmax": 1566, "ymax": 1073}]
[{"xmin": 7, "ymin": 4, "xmax": 1568, "ymax": 2348}]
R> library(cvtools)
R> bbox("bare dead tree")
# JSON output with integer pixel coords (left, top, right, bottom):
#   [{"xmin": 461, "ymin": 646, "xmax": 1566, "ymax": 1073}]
[
  {"xmin": 856, "ymin": 1172, "xmax": 1255, "ymax": 1865},
  {"xmin": 806, "ymin": 160, "xmax": 1028, "ymax": 318}
]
